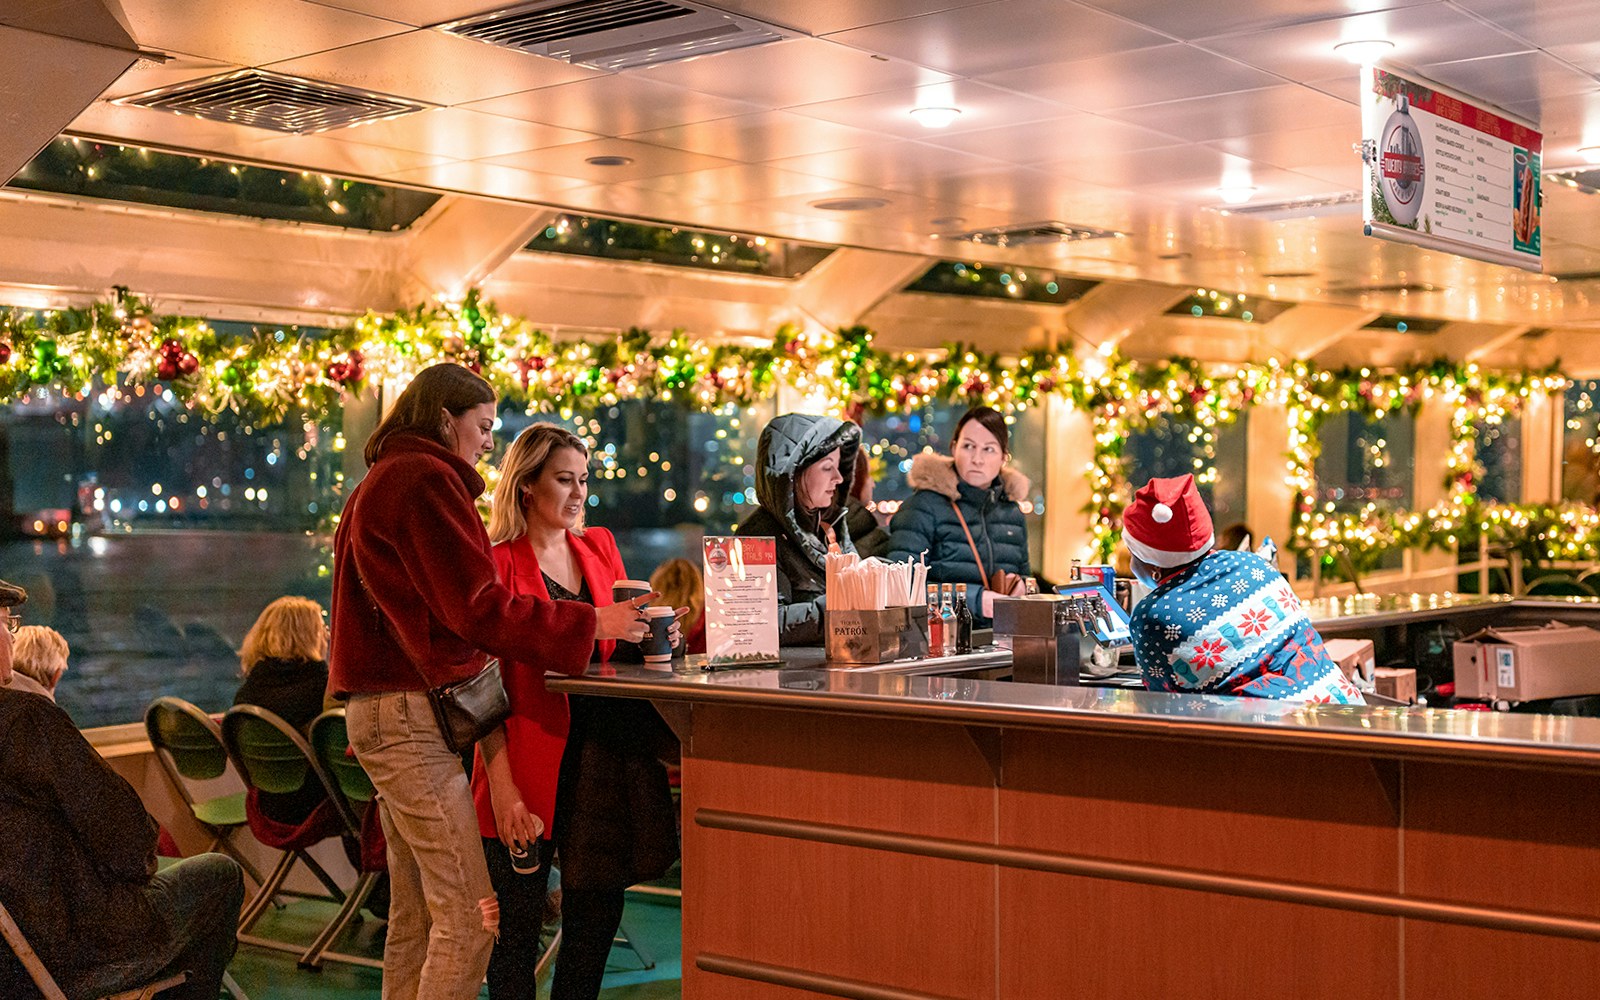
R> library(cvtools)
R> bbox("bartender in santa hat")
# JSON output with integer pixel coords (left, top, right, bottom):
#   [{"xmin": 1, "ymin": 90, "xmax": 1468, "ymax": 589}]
[{"xmin": 1123, "ymin": 474, "xmax": 1364, "ymax": 704}]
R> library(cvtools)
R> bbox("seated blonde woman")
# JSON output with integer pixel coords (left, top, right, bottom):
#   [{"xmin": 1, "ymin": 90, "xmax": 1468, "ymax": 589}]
[
  {"xmin": 232, "ymin": 596, "xmax": 333, "ymax": 825},
  {"xmin": 10, "ymin": 626, "xmax": 69, "ymax": 700}
]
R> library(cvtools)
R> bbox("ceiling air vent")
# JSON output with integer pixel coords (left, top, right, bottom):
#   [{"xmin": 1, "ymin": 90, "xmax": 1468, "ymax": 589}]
[
  {"xmin": 118, "ymin": 70, "xmax": 427, "ymax": 135},
  {"xmin": 939, "ymin": 221, "xmax": 1122, "ymax": 247},
  {"xmin": 439, "ymin": 0, "xmax": 792, "ymax": 70}
]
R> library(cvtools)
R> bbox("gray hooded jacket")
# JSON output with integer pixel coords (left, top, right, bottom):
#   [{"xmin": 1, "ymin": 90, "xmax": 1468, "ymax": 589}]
[{"xmin": 735, "ymin": 413, "xmax": 862, "ymax": 646}]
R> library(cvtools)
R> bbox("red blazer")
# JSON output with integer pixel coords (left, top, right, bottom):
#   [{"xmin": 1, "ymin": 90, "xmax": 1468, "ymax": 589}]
[{"xmin": 472, "ymin": 527, "xmax": 628, "ymax": 840}]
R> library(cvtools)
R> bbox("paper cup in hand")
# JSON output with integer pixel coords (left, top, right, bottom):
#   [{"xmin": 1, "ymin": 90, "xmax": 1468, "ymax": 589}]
[
  {"xmin": 642, "ymin": 606, "xmax": 675, "ymax": 663},
  {"xmin": 613, "ymin": 579, "xmax": 652, "ymax": 606}
]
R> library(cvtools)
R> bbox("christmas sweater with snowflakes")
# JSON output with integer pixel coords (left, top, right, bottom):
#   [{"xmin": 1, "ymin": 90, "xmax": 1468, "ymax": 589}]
[{"xmin": 1130, "ymin": 549, "xmax": 1365, "ymax": 704}]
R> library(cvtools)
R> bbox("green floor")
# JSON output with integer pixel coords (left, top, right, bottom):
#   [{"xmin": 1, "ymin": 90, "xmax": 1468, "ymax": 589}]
[{"xmin": 228, "ymin": 891, "xmax": 682, "ymax": 999}]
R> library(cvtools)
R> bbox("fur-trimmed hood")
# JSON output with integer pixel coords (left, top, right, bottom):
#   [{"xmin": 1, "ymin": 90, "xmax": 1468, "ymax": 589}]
[{"xmin": 906, "ymin": 452, "xmax": 1030, "ymax": 502}]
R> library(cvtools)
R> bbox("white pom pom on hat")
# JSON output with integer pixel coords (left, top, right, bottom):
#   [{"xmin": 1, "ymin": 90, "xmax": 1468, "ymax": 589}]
[{"xmin": 1152, "ymin": 503, "xmax": 1173, "ymax": 524}]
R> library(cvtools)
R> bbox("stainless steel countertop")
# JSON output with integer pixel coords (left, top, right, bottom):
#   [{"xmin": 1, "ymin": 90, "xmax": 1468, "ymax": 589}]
[
  {"xmin": 1305, "ymin": 593, "xmax": 1600, "ymax": 629},
  {"xmin": 550, "ymin": 648, "xmax": 1600, "ymax": 769}
]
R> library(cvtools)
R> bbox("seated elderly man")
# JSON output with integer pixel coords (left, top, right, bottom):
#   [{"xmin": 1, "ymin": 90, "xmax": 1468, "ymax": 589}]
[
  {"xmin": 0, "ymin": 580, "xmax": 245, "ymax": 999},
  {"xmin": 1124, "ymin": 475, "xmax": 1364, "ymax": 705}
]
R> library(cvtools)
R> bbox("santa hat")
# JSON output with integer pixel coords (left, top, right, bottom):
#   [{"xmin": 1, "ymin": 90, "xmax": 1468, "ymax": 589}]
[{"xmin": 1122, "ymin": 474, "xmax": 1214, "ymax": 568}]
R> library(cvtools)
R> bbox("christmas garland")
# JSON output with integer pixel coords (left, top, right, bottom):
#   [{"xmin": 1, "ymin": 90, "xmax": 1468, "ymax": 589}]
[{"xmin": 0, "ymin": 288, "xmax": 1588, "ymax": 568}]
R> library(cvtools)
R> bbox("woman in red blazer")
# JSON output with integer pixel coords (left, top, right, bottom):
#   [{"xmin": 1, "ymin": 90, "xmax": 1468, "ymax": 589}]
[{"xmin": 473, "ymin": 423, "xmax": 683, "ymax": 1000}]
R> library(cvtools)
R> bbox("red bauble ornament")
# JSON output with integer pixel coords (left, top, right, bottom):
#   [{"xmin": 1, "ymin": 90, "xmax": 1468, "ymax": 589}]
[
  {"xmin": 157, "ymin": 359, "xmax": 180, "ymax": 381},
  {"xmin": 178, "ymin": 353, "xmax": 199, "ymax": 376},
  {"xmin": 0, "ymin": 342, "xmax": 10, "ymax": 365}
]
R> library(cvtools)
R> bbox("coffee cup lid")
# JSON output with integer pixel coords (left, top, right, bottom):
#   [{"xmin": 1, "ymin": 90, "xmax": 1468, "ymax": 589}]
[
  {"xmin": 614, "ymin": 579, "xmax": 651, "ymax": 590},
  {"xmin": 644, "ymin": 605, "xmax": 674, "ymax": 617}
]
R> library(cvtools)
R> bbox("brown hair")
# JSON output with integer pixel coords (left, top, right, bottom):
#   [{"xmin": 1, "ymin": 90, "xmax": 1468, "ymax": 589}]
[
  {"xmin": 850, "ymin": 444, "xmax": 873, "ymax": 502},
  {"xmin": 650, "ymin": 557, "xmax": 704, "ymax": 626},
  {"xmin": 953, "ymin": 405, "xmax": 1009, "ymax": 456},
  {"xmin": 0, "ymin": 579, "xmax": 25, "ymax": 608},
  {"xmin": 363, "ymin": 363, "xmax": 496, "ymax": 467},
  {"xmin": 239, "ymin": 597, "xmax": 327, "ymax": 674},
  {"xmin": 487, "ymin": 423, "xmax": 591, "ymax": 545},
  {"xmin": 12, "ymin": 626, "xmax": 68, "ymax": 689}
]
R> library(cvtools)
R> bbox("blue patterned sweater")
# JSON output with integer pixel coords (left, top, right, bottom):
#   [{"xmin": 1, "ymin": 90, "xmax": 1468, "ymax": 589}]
[{"xmin": 1130, "ymin": 549, "xmax": 1365, "ymax": 704}]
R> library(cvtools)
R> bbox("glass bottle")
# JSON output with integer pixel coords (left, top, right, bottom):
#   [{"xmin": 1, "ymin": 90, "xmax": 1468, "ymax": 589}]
[
  {"xmin": 954, "ymin": 589, "xmax": 974, "ymax": 654},
  {"xmin": 939, "ymin": 583, "xmax": 957, "ymax": 656},
  {"xmin": 926, "ymin": 583, "xmax": 943, "ymax": 657}
]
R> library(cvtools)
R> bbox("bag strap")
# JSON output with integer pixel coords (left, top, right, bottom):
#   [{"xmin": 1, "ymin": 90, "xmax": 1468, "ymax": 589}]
[{"xmin": 949, "ymin": 501, "xmax": 989, "ymax": 582}]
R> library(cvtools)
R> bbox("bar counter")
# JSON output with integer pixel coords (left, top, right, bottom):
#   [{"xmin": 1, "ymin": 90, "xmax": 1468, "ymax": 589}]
[{"xmin": 552, "ymin": 630, "xmax": 1600, "ymax": 999}]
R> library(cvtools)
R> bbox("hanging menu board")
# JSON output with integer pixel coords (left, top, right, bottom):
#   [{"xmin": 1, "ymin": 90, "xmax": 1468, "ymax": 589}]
[
  {"xmin": 702, "ymin": 535, "xmax": 781, "ymax": 667},
  {"xmin": 1362, "ymin": 66, "xmax": 1542, "ymax": 271}
]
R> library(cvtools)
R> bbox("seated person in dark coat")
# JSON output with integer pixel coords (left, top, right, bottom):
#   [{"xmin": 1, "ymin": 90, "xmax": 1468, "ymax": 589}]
[
  {"xmin": 0, "ymin": 578, "xmax": 244, "ymax": 1000},
  {"xmin": 232, "ymin": 595, "xmax": 333, "ymax": 825}
]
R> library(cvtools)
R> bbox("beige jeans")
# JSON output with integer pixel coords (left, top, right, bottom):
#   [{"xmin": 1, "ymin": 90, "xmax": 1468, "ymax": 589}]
[{"xmin": 348, "ymin": 690, "xmax": 497, "ymax": 1000}]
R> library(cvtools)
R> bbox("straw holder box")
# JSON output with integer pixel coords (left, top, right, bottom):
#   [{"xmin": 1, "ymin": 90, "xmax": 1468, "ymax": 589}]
[{"xmin": 825, "ymin": 606, "xmax": 930, "ymax": 664}]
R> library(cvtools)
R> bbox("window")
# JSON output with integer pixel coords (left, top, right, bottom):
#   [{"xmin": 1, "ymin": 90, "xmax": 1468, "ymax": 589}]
[
  {"xmin": 1125, "ymin": 414, "xmax": 1249, "ymax": 537},
  {"xmin": 2, "ymin": 382, "xmax": 347, "ymax": 729},
  {"xmin": 1476, "ymin": 415, "xmax": 1522, "ymax": 504},
  {"xmin": 1313, "ymin": 411, "xmax": 1416, "ymax": 573},
  {"xmin": 1166, "ymin": 288, "xmax": 1289, "ymax": 324},
  {"xmin": 524, "ymin": 214, "xmax": 833, "ymax": 277},
  {"xmin": 9, "ymin": 137, "xmax": 440, "ymax": 231},
  {"xmin": 856, "ymin": 404, "xmax": 1046, "ymax": 572},
  {"xmin": 1563, "ymin": 380, "xmax": 1600, "ymax": 505},
  {"xmin": 903, "ymin": 262, "xmax": 1098, "ymax": 304}
]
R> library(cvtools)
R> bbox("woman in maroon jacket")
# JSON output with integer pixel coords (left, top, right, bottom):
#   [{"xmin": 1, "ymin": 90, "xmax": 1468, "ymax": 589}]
[
  {"xmin": 473, "ymin": 422, "xmax": 683, "ymax": 1000},
  {"xmin": 330, "ymin": 364, "xmax": 651, "ymax": 1000}
]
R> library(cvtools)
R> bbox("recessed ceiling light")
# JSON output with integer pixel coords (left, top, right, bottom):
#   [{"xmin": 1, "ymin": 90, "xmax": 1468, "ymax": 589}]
[
  {"xmin": 811, "ymin": 197, "xmax": 890, "ymax": 212},
  {"xmin": 584, "ymin": 155, "xmax": 634, "ymax": 166},
  {"xmin": 929, "ymin": 215, "xmax": 966, "ymax": 226},
  {"xmin": 1579, "ymin": 145, "xmax": 1600, "ymax": 164},
  {"xmin": 1217, "ymin": 185, "xmax": 1258, "ymax": 205},
  {"xmin": 909, "ymin": 106, "xmax": 962, "ymax": 129},
  {"xmin": 1333, "ymin": 39, "xmax": 1395, "ymax": 64}
]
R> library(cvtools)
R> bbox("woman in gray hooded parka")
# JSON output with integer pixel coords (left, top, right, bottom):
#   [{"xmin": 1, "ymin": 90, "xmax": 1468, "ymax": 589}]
[{"xmin": 735, "ymin": 413, "xmax": 862, "ymax": 646}]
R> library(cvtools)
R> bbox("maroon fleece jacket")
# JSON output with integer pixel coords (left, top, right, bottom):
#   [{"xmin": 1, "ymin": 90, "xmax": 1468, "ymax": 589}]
[{"xmin": 329, "ymin": 433, "xmax": 597, "ymax": 695}]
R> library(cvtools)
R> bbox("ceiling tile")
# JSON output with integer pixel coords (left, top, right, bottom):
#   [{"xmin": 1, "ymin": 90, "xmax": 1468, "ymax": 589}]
[
  {"xmin": 913, "ymin": 113, "xmax": 1181, "ymax": 162},
  {"xmin": 335, "ymin": 107, "xmax": 597, "ymax": 160},
  {"xmin": 1503, "ymin": 91, "xmax": 1600, "ymax": 147},
  {"xmin": 1075, "ymin": 0, "xmax": 1434, "ymax": 42},
  {"xmin": 626, "ymin": 165, "xmax": 846, "ymax": 203},
  {"xmin": 1105, "ymin": 85, "xmax": 1359, "ymax": 142},
  {"xmin": 382, "ymin": 160, "xmax": 593, "ymax": 201},
  {"xmin": 787, "ymin": 80, "xmax": 1067, "ymax": 139},
  {"xmin": 824, "ymin": 0, "xmax": 1172, "ymax": 78},
  {"xmin": 1035, "ymin": 143, "xmax": 1260, "ymax": 188},
  {"xmin": 482, "ymin": 138, "xmax": 737, "ymax": 181},
  {"xmin": 637, "ymin": 37, "xmax": 953, "ymax": 107},
  {"xmin": 1546, "ymin": 40, "xmax": 1600, "ymax": 76},
  {"xmin": 463, "ymin": 75, "xmax": 761, "ymax": 137},
  {"xmin": 301, "ymin": 0, "xmax": 509, "ymax": 27},
  {"xmin": 70, "ymin": 98, "xmax": 284, "ymax": 158},
  {"xmin": 980, "ymin": 44, "xmax": 1282, "ymax": 112},
  {"xmin": 1132, "ymin": 165, "xmax": 1351, "ymax": 203},
  {"xmin": 622, "ymin": 111, "xmax": 882, "ymax": 162},
  {"xmin": 543, "ymin": 183, "xmax": 717, "ymax": 223},
  {"xmin": 1207, "ymin": 123, "xmax": 1365, "ymax": 174},
  {"xmin": 767, "ymin": 141, "xmax": 1011, "ymax": 195},
  {"xmin": 659, "ymin": 0, "xmax": 996, "ymax": 35},
  {"xmin": 1447, "ymin": 0, "xmax": 1600, "ymax": 50},
  {"xmin": 266, "ymin": 28, "xmax": 602, "ymax": 106},
  {"xmin": 247, "ymin": 133, "xmax": 453, "ymax": 177},
  {"xmin": 1197, "ymin": 5, "xmax": 1532, "ymax": 85},
  {"xmin": 100, "ymin": 55, "xmax": 240, "ymax": 100},
  {"xmin": 121, "ymin": 0, "xmax": 406, "ymax": 66},
  {"xmin": 1418, "ymin": 51, "xmax": 1600, "ymax": 111}
]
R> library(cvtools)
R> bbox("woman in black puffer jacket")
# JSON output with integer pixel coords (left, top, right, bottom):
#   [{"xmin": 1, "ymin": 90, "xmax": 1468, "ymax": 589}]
[{"xmin": 886, "ymin": 406, "xmax": 1030, "ymax": 626}]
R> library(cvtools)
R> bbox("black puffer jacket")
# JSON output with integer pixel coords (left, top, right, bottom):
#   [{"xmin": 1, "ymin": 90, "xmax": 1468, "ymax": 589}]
[
  {"xmin": 736, "ymin": 414, "xmax": 862, "ymax": 646},
  {"xmin": 886, "ymin": 453, "xmax": 1031, "ymax": 623}
]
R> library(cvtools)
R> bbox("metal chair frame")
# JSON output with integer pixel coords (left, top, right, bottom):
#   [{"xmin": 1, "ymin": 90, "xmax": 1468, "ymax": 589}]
[
  {"xmin": 299, "ymin": 708, "xmax": 387, "ymax": 970},
  {"xmin": 220, "ymin": 704, "xmax": 378, "ymax": 970},
  {"xmin": 142, "ymin": 697, "xmax": 263, "ymax": 886}
]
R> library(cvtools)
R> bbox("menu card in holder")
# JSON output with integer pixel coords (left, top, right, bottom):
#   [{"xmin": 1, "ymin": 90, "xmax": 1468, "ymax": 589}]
[{"xmin": 703, "ymin": 535, "xmax": 781, "ymax": 668}]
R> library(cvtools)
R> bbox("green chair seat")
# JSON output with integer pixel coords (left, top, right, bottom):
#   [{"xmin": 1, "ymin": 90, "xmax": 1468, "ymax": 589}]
[{"xmin": 192, "ymin": 791, "xmax": 247, "ymax": 828}]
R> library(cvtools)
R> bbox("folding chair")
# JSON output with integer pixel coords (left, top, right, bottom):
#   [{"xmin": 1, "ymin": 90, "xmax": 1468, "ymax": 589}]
[
  {"xmin": 301, "ymin": 708, "xmax": 386, "ymax": 970},
  {"xmin": 221, "ymin": 705, "xmax": 375, "ymax": 970},
  {"xmin": 0, "ymin": 894, "xmax": 186, "ymax": 1000},
  {"xmin": 143, "ymin": 698, "xmax": 262, "ymax": 886}
]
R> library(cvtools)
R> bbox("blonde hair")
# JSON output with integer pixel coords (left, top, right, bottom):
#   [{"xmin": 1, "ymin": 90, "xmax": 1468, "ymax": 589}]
[
  {"xmin": 239, "ymin": 597, "xmax": 327, "ymax": 674},
  {"xmin": 488, "ymin": 423, "xmax": 591, "ymax": 545},
  {"xmin": 12, "ymin": 626, "xmax": 68, "ymax": 690},
  {"xmin": 650, "ymin": 558, "xmax": 704, "ymax": 625}
]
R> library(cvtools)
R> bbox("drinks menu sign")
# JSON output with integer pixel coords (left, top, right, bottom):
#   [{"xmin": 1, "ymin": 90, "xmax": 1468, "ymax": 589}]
[
  {"xmin": 702, "ymin": 535, "xmax": 781, "ymax": 667},
  {"xmin": 1363, "ymin": 66, "xmax": 1542, "ymax": 271}
]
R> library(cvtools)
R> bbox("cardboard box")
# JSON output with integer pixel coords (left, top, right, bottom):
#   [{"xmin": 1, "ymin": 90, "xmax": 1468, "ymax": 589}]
[
  {"xmin": 1373, "ymin": 667, "xmax": 1417, "ymax": 704},
  {"xmin": 825, "ymin": 606, "xmax": 930, "ymax": 664},
  {"xmin": 1323, "ymin": 638, "xmax": 1376, "ymax": 683},
  {"xmin": 1452, "ymin": 622, "xmax": 1600, "ymax": 703}
]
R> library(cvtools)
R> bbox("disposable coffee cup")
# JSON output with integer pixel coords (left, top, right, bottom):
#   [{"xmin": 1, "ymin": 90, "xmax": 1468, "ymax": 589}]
[
  {"xmin": 613, "ymin": 579, "xmax": 652, "ymax": 606},
  {"xmin": 642, "ymin": 606, "xmax": 675, "ymax": 663},
  {"xmin": 509, "ymin": 844, "xmax": 540, "ymax": 875}
]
